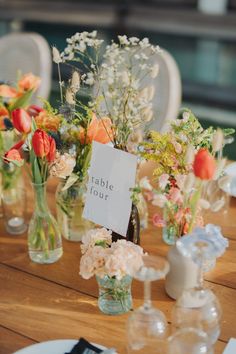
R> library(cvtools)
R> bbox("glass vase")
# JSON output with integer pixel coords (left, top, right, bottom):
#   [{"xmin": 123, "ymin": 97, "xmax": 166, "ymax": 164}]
[
  {"xmin": 1, "ymin": 163, "xmax": 27, "ymax": 235},
  {"xmin": 162, "ymin": 205, "xmax": 178, "ymax": 245},
  {"xmin": 96, "ymin": 275, "xmax": 132, "ymax": 315},
  {"xmin": 28, "ymin": 182, "xmax": 63, "ymax": 264},
  {"xmin": 112, "ymin": 204, "xmax": 140, "ymax": 244},
  {"xmin": 56, "ymin": 180, "xmax": 94, "ymax": 242}
]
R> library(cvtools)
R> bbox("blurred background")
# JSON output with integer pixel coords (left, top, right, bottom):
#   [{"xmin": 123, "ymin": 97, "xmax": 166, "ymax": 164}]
[{"xmin": 0, "ymin": 0, "xmax": 236, "ymax": 158}]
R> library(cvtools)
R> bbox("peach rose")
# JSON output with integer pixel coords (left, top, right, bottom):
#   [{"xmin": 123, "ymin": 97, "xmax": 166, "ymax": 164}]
[
  {"xmin": 79, "ymin": 113, "xmax": 114, "ymax": 144},
  {"xmin": 0, "ymin": 84, "xmax": 18, "ymax": 98},
  {"xmin": 18, "ymin": 73, "xmax": 41, "ymax": 92},
  {"xmin": 49, "ymin": 152, "xmax": 76, "ymax": 179}
]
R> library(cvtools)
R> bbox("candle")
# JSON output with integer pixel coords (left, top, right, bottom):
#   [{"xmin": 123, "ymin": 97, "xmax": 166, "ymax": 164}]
[{"xmin": 8, "ymin": 217, "xmax": 24, "ymax": 228}]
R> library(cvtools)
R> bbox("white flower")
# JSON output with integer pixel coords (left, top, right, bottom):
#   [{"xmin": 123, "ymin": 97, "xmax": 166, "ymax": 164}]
[
  {"xmin": 212, "ymin": 128, "xmax": 224, "ymax": 153},
  {"xmin": 152, "ymin": 194, "xmax": 167, "ymax": 208},
  {"xmin": 139, "ymin": 176, "xmax": 152, "ymax": 191},
  {"xmin": 182, "ymin": 111, "xmax": 190, "ymax": 121},
  {"xmin": 121, "ymin": 70, "xmax": 129, "ymax": 85},
  {"xmin": 81, "ymin": 228, "xmax": 112, "ymax": 254},
  {"xmin": 84, "ymin": 72, "xmax": 95, "ymax": 85},
  {"xmin": 118, "ymin": 35, "xmax": 129, "ymax": 45},
  {"xmin": 150, "ymin": 63, "xmax": 159, "ymax": 78},
  {"xmin": 49, "ymin": 152, "xmax": 76, "ymax": 179},
  {"xmin": 52, "ymin": 46, "xmax": 62, "ymax": 64},
  {"xmin": 71, "ymin": 71, "xmax": 80, "ymax": 93},
  {"xmin": 159, "ymin": 173, "xmax": 169, "ymax": 189},
  {"xmin": 185, "ymin": 145, "xmax": 195, "ymax": 165},
  {"xmin": 184, "ymin": 173, "xmax": 195, "ymax": 193},
  {"xmin": 147, "ymin": 85, "xmax": 155, "ymax": 101}
]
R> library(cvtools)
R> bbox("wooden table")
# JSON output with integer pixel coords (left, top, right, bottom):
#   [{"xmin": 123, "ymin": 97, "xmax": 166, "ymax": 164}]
[{"xmin": 0, "ymin": 172, "xmax": 236, "ymax": 354}]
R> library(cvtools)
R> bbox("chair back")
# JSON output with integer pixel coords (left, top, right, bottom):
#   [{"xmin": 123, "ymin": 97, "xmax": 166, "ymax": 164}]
[
  {"xmin": 0, "ymin": 32, "xmax": 52, "ymax": 103},
  {"xmin": 145, "ymin": 49, "xmax": 182, "ymax": 132}
]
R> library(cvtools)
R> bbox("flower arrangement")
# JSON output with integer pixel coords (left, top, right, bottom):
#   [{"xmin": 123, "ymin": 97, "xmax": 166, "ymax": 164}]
[
  {"xmin": 50, "ymin": 32, "xmax": 161, "ymax": 240},
  {"xmin": 3, "ymin": 103, "xmax": 67, "ymax": 262},
  {"xmin": 53, "ymin": 32, "xmax": 160, "ymax": 150},
  {"xmin": 80, "ymin": 227, "xmax": 144, "ymax": 314},
  {"xmin": 140, "ymin": 109, "xmax": 233, "ymax": 243},
  {"xmin": 0, "ymin": 73, "xmax": 41, "ymax": 191}
]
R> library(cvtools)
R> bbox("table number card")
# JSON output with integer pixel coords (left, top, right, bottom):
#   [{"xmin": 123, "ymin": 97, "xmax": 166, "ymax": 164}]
[{"xmin": 83, "ymin": 141, "xmax": 137, "ymax": 236}]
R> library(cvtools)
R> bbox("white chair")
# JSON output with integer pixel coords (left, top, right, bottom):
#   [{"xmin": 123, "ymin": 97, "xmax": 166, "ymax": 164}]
[
  {"xmin": 144, "ymin": 48, "xmax": 182, "ymax": 133},
  {"xmin": 0, "ymin": 32, "xmax": 52, "ymax": 103}
]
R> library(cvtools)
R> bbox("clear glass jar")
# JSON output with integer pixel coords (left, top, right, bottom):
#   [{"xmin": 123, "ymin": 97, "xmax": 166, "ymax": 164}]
[
  {"xmin": 2, "ymin": 164, "xmax": 27, "ymax": 235},
  {"xmin": 28, "ymin": 182, "xmax": 63, "ymax": 264},
  {"xmin": 56, "ymin": 180, "xmax": 94, "ymax": 242},
  {"xmin": 96, "ymin": 275, "xmax": 132, "ymax": 315}
]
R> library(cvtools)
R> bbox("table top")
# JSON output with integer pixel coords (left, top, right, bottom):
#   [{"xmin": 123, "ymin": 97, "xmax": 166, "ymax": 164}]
[{"xmin": 0, "ymin": 167, "xmax": 236, "ymax": 354}]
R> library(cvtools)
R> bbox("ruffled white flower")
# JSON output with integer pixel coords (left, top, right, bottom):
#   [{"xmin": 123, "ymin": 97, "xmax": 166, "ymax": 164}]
[{"xmin": 49, "ymin": 152, "xmax": 76, "ymax": 179}]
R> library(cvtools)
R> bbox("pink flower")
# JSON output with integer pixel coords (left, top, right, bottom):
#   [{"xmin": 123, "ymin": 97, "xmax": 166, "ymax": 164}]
[
  {"xmin": 168, "ymin": 187, "xmax": 183, "ymax": 204},
  {"xmin": 153, "ymin": 213, "xmax": 166, "ymax": 227},
  {"xmin": 159, "ymin": 174, "xmax": 169, "ymax": 190},
  {"xmin": 152, "ymin": 194, "xmax": 167, "ymax": 208}
]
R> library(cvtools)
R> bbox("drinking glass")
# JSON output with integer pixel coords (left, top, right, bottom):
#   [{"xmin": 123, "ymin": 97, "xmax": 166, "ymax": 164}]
[
  {"xmin": 127, "ymin": 255, "xmax": 169, "ymax": 353},
  {"xmin": 171, "ymin": 227, "xmax": 226, "ymax": 345},
  {"xmin": 168, "ymin": 328, "xmax": 214, "ymax": 354}
]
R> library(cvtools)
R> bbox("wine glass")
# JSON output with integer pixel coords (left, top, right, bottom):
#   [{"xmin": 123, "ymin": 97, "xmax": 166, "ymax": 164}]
[
  {"xmin": 171, "ymin": 225, "xmax": 228, "ymax": 345},
  {"xmin": 127, "ymin": 255, "xmax": 170, "ymax": 353},
  {"xmin": 167, "ymin": 327, "xmax": 214, "ymax": 354}
]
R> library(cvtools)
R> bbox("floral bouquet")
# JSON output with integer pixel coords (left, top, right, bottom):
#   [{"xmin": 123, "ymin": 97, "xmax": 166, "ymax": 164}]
[
  {"xmin": 80, "ymin": 227, "xmax": 144, "ymax": 314},
  {"xmin": 52, "ymin": 32, "xmax": 162, "ymax": 240},
  {"xmin": 0, "ymin": 73, "xmax": 41, "ymax": 193},
  {"xmin": 3, "ymin": 104, "xmax": 71, "ymax": 262},
  {"xmin": 140, "ymin": 109, "xmax": 233, "ymax": 244}
]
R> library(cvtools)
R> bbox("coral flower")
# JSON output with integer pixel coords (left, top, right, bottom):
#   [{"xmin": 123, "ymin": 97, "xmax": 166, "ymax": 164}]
[
  {"xmin": 193, "ymin": 148, "xmax": 216, "ymax": 180},
  {"xmin": 47, "ymin": 136, "xmax": 56, "ymax": 162},
  {"xmin": 12, "ymin": 108, "xmax": 31, "ymax": 133},
  {"xmin": 35, "ymin": 110, "xmax": 61, "ymax": 132},
  {"xmin": 18, "ymin": 73, "xmax": 41, "ymax": 92},
  {"xmin": 32, "ymin": 129, "xmax": 50, "ymax": 158},
  {"xmin": 4, "ymin": 149, "xmax": 23, "ymax": 163},
  {"xmin": 79, "ymin": 113, "xmax": 114, "ymax": 144},
  {"xmin": 0, "ymin": 84, "xmax": 18, "ymax": 98}
]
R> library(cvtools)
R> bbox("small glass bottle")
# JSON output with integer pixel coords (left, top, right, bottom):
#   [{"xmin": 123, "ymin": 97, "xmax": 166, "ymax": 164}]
[
  {"xmin": 28, "ymin": 182, "xmax": 63, "ymax": 264},
  {"xmin": 56, "ymin": 180, "xmax": 94, "ymax": 242}
]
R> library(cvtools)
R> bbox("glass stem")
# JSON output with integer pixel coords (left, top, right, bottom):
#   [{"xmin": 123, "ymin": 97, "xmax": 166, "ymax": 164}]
[
  {"xmin": 197, "ymin": 261, "xmax": 204, "ymax": 289},
  {"xmin": 143, "ymin": 280, "xmax": 152, "ymax": 310}
]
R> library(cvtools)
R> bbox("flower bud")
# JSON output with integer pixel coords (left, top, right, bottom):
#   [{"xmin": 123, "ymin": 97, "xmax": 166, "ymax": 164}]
[
  {"xmin": 32, "ymin": 129, "xmax": 50, "ymax": 158},
  {"xmin": 47, "ymin": 136, "xmax": 56, "ymax": 162},
  {"xmin": 65, "ymin": 89, "xmax": 75, "ymax": 105},
  {"xmin": 212, "ymin": 128, "xmax": 224, "ymax": 153},
  {"xmin": 52, "ymin": 46, "xmax": 62, "ymax": 64},
  {"xmin": 71, "ymin": 71, "xmax": 80, "ymax": 93},
  {"xmin": 12, "ymin": 108, "xmax": 31, "ymax": 133},
  {"xmin": 193, "ymin": 149, "xmax": 216, "ymax": 180}
]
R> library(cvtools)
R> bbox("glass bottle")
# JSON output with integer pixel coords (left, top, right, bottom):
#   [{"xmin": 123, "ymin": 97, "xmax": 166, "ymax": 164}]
[
  {"xmin": 28, "ymin": 182, "xmax": 63, "ymax": 264},
  {"xmin": 56, "ymin": 180, "xmax": 94, "ymax": 242},
  {"xmin": 112, "ymin": 203, "xmax": 140, "ymax": 244}
]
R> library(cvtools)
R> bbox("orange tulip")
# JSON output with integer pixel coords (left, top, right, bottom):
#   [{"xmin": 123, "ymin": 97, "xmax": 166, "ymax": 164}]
[
  {"xmin": 12, "ymin": 108, "xmax": 31, "ymax": 133},
  {"xmin": 18, "ymin": 73, "xmax": 41, "ymax": 92},
  {"xmin": 79, "ymin": 113, "xmax": 114, "ymax": 144},
  {"xmin": 193, "ymin": 148, "xmax": 216, "ymax": 180},
  {"xmin": 47, "ymin": 136, "xmax": 56, "ymax": 162},
  {"xmin": 4, "ymin": 149, "xmax": 23, "ymax": 163},
  {"xmin": 0, "ymin": 84, "xmax": 18, "ymax": 98},
  {"xmin": 32, "ymin": 129, "xmax": 50, "ymax": 158}
]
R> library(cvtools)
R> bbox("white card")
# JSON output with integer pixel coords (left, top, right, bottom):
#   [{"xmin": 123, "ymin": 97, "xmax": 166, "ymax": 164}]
[
  {"xmin": 223, "ymin": 338, "xmax": 236, "ymax": 354},
  {"xmin": 83, "ymin": 141, "xmax": 137, "ymax": 236}
]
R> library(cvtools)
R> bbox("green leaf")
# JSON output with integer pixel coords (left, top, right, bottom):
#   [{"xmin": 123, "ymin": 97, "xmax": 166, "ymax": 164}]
[
  {"xmin": 8, "ymin": 89, "xmax": 34, "ymax": 113},
  {"xmin": 61, "ymin": 173, "xmax": 79, "ymax": 191},
  {"xmin": 3, "ymin": 158, "xmax": 24, "ymax": 168}
]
